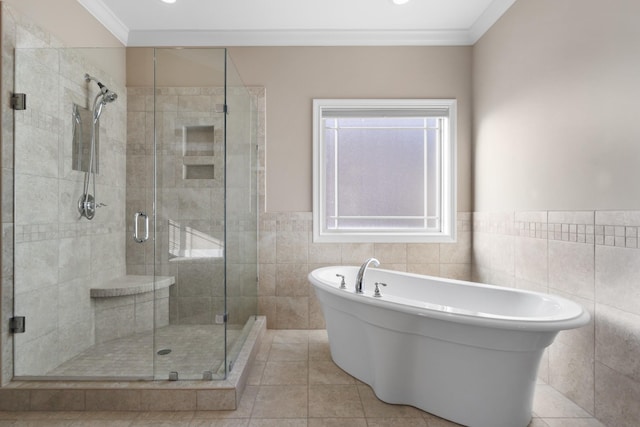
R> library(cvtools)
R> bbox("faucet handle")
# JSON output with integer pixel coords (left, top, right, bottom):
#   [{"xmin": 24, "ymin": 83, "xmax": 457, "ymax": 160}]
[
  {"xmin": 373, "ymin": 282, "xmax": 387, "ymax": 297},
  {"xmin": 336, "ymin": 274, "xmax": 346, "ymax": 289}
]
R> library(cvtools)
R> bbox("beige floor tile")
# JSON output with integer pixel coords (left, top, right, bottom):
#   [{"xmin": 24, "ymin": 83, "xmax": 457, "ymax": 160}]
[
  {"xmin": 0, "ymin": 329, "xmax": 609, "ymax": 427},
  {"xmin": 308, "ymin": 361, "xmax": 355, "ymax": 385},
  {"xmin": 308, "ymin": 385, "xmax": 364, "ymax": 418},
  {"xmin": 137, "ymin": 411, "xmax": 195, "ymax": 421},
  {"xmin": 261, "ymin": 361, "xmax": 308, "ymax": 385},
  {"xmin": 248, "ymin": 419, "xmax": 307, "ymax": 427},
  {"xmin": 533, "ymin": 385, "xmax": 593, "ymax": 418},
  {"xmin": 130, "ymin": 421, "xmax": 190, "ymax": 427},
  {"xmin": 69, "ymin": 421, "xmax": 134, "ymax": 427},
  {"xmin": 308, "ymin": 341, "xmax": 332, "ymax": 361},
  {"xmin": 8, "ymin": 422, "xmax": 76, "ymax": 427},
  {"xmin": 307, "ymin": 418, "xmax": 367, "ymax": 427},
  {"xmin": 189, "ymin": 420, "xmax": 250, "ymax": 427},
  {"xmin": 272, "ymin": 330, "xmax": 310, "ymax": 344},
  {"xmin": 357, "ymin": 385, "xmax": 425, "ymax": 418},
  {"xmin": 251, "ymin": 386, "xmax": 308, "ymax": 419},
  {"xmin": 268, "ymin": 343, "xmax": 308, "ymax": 361},
  {"xmin": 541, "ymin": 419, "xmax": 606, "ymax": 427},
  {"xmin": 366, "ymin": 418, "xmax": 427, "ymax": 427},
  {"xmin": 422, "ymin": 412, "xmax": 464, "ymax": 426}
]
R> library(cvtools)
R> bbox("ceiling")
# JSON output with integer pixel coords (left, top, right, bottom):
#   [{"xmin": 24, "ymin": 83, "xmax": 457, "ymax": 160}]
[{"xmin": 77, "ymin": 0, "xmax": 517, "ymax": 47}]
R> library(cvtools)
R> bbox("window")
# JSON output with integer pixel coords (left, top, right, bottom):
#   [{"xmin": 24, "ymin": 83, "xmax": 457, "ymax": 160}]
[{"xmin": 313, "ymin": 99, "xmax": 456, "ymax": 243}]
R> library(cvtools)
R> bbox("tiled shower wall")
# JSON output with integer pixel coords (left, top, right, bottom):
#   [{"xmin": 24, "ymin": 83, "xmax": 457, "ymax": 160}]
[
  {"xmin": 126, "ymin": 86, "xmax": 227, "ymax": 325},
  {"xmin": 126, "ymin": 86, "xmax": 261, "ymax": 326},
  {"xmin": 1, "ymin": 5, "xmax": 127, "ymax": 382},
  {"xmin": 473, "ymin": 211, "xmax": 640, "ymax": 427}
]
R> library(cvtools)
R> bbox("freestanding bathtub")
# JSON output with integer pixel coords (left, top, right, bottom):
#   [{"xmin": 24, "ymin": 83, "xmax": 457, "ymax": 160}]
[{"xmin": 308, "ymin": 265, "xmax": 590, "ymax": 427}]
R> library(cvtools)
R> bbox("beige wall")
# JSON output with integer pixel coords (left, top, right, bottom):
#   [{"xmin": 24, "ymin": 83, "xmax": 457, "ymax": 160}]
[
  {"xmin": 228, "ymin": 46, "xmax": 473, "ymax": 213},
  {"xmin": 472, "ymin": 1, "xmax": 640, "ymax": 425},
  {"xmin": 473, "ymin": 0, "xmax": 640, "ymax": 212},
  {"xmin": 2, "ymin": 0, "xmax": 123, "ymax": 48},
  {"xmin": 0, "ymin": 0, "xmax": 126, "ymax": 83}
]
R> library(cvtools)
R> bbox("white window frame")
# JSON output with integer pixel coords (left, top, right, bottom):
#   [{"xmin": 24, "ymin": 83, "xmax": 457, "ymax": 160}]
[{"xmin": 312, "ymin": 98, "xmax": 457, "ymax": 243}]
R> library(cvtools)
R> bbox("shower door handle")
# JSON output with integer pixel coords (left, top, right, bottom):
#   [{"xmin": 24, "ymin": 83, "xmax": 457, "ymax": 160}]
[{"xmin": 133, "ymin": 211, "xmax": 149, "ymax": 243}]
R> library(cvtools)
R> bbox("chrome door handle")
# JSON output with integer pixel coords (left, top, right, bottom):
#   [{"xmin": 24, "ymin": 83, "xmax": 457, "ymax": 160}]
[{"xmin": 133, "ymin": 211, "xmax": 149, "ymax": 243}]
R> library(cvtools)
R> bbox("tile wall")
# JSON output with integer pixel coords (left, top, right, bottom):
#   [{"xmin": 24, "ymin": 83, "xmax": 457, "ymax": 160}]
[
  {"xmin": 126, "ymin": 85, "xmax": 261, "ymax": 326},
  {"xmin": 126, "ymin": 86, "xmax": 227, "ymax": 324},
  {"xmin": 473, "ymin": 210, "xmax": 640, "ymax": 427},
  {"xmin": 257, "ymin": 211, "xmax": 473, "ymax": 329}
]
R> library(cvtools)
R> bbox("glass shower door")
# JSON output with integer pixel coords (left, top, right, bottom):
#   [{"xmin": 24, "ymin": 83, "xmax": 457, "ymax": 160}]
[{"xmin": 12, "ymin": 46, "xmax": 151, "ymax": 379}]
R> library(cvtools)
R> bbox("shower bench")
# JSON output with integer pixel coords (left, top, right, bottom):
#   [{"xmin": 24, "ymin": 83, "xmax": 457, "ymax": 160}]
[{"xmin": 90, "ymin": 275, "xmax": 175, "ymax": 344}]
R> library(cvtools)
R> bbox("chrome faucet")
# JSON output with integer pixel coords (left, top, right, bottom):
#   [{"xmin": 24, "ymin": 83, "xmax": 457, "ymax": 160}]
[{"xmin": 355, "ymin": 257, "xmax": 380, "ymax": 294}]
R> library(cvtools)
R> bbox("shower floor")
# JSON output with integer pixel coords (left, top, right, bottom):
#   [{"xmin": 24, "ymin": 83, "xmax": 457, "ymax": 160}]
[{"xmin": 47, "ymin": 324, "xmax": 242, "ymax": 380}]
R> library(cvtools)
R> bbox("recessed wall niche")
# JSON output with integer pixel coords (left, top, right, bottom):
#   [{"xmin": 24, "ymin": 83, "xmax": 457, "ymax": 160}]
[{"xmin": 182, "ymin": 125, "xmax": 215, "ymax": 179}]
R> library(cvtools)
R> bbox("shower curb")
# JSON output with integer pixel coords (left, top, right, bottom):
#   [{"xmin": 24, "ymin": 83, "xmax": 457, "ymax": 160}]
[{"xmin": 0, "ymin": 316, "xmax": 266, "ymax": 412}]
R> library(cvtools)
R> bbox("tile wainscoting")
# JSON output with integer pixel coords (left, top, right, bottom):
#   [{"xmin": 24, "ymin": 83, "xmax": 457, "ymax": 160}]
[
  {"xmin": 258, "ymin": 210, "xmax": 640, "ymax": 426},
  {"xmin": 473, "ymin": 211, "xmax": 640, "ymax": 427},
  {"xmin": 257, "ymin": 212, "xmax": 473, "ymax": 330}
]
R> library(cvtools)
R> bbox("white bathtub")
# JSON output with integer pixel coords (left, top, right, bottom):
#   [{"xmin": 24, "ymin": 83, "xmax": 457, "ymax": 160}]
[{"xmin": 308, "ymin": 265, "xmax": 590, "ymax": 427}]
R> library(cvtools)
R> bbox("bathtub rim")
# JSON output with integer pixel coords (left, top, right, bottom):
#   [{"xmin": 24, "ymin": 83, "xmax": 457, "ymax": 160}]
[{"xmin": 308, "ymin": 266, "xmax": 591, "ymax": 332}]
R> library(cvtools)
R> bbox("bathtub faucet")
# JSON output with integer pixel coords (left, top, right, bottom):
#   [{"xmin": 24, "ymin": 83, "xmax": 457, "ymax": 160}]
[{"xmin": 355, "ymin": 258, "xmax": 380, "ymax": 294}]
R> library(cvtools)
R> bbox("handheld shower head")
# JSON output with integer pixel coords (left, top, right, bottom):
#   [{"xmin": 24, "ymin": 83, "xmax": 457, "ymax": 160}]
[{"xmin": 85, "ymin": 73, "xmax": 118, "ymax": 102}]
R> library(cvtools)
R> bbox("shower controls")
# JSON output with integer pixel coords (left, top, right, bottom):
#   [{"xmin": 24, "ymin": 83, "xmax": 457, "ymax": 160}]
[
  {"xmin": 133, "ymin": 211, "xmax": 149, "ymax": 243},
  {"xmin": 78, "ymin": 193, "xmax": 96, "ymax": 220}
]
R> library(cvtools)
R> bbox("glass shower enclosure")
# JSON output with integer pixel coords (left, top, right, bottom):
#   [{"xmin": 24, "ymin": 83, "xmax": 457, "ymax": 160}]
[{"xmin": 12, "ymin": 46, "xmax": 257, "ymax": 381}]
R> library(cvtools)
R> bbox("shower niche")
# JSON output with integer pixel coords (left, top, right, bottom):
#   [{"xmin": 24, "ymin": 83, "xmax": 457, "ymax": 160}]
[{"xmin": 182, "ymin": 124, "xmax": 215, "ymax": 180}]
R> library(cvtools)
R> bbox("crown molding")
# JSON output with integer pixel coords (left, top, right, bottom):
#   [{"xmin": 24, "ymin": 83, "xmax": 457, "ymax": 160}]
[
  {"xmin": 469, "ymin": 0, "xmax": 517, "ymax": 43},
  {"xmin": 77, "ymin": 0, "xmax": 130, "ymax": 45},
  {"xmin": 78, "ymin": 0, "xmax": 516, "ymax": 47},
  {"xmin": 126, "ymin": 29, "xmax": 474, "ymax": 47}
]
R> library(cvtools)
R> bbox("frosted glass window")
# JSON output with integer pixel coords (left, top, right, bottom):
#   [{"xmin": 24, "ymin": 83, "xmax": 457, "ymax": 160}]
[{"xmin": 313, "ymin": 99, "xmax": 457, "ymax": 243}]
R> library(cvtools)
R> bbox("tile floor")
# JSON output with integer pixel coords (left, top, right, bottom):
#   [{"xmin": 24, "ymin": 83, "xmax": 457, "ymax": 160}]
[
  {"xmin": 0, "ymin": 329, "xmax": 607, "ymax": 426},
  {"xmin": 47, "ymin": 325, "xmax": 240, "ymax": 380}
]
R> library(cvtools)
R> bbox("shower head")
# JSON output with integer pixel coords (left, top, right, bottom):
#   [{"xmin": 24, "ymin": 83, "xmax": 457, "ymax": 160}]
[
  {"xmin": 85, "ymin": 73, "xmax": 118, "ymax": 103},
  {"xmin": 102, "ymin": 90, "xmax": 118, "ymax": 103}
]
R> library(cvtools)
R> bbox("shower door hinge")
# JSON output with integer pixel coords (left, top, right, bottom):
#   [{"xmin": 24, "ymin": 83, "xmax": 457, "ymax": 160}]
[
  {"xmin": 10, "ymin": 316, "xmax": 26, "ymax": 333},
  {"xmin": 215, "ymin": 104, "xmax": 228, "ymax": 114},
  {"xmin": 11, "ymin": 93, "xmax": 27, "ymax": 110},
  {"xmin": 215, "ymin": 313, "xmax": 228, "ymax": 324}
]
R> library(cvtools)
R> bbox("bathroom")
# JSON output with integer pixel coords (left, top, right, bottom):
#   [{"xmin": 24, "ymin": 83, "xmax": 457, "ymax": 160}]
[{"xmin": 1, "ymin": 0, "xmax": 639, "ymax": 426}]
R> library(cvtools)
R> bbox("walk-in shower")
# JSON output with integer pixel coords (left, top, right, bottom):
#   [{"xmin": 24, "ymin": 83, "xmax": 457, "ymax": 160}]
[
  {"xmin": 9, "ymin": 46, "xmax": 259, "ymax": 383},
  {"xmin": 78, "ymin": 73, "xmax": 118, "ymax": 220}
]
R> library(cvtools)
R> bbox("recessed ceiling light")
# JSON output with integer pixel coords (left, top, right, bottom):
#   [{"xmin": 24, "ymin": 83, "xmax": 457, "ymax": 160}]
[
  {"xmin": 392, "ymin": 0, "xmax": 411, "ymax": 4},
  {"xmin": 161, "ymin": 0, "xmax": 176, "ymax": 3}
]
